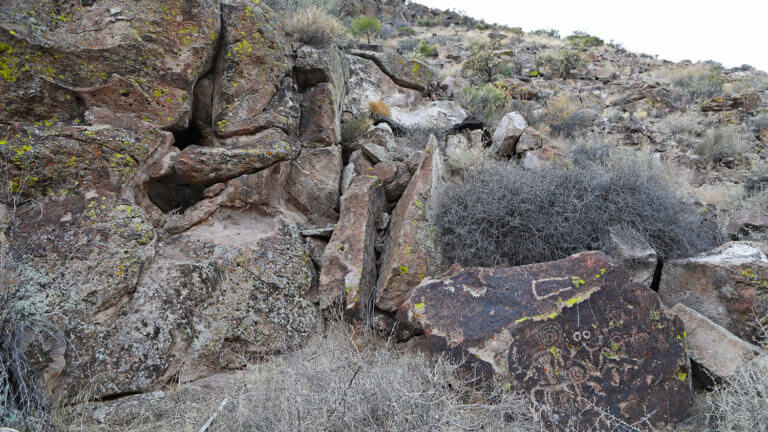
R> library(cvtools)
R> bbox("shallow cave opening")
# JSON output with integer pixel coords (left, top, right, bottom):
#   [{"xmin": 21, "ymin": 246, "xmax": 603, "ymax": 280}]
[
  {"xmin": 172, "ymin": 122, "xmax": 204, "ymax": 151},
  {"xmin": 147, "ymin": 174, "xmax": 206, "ymax": 214}
]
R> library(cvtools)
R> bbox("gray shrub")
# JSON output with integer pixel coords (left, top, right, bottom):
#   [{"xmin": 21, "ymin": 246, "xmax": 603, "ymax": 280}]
[{"xmin": 437, "ymin": 145, "xmax": 721, "ymax": 268}]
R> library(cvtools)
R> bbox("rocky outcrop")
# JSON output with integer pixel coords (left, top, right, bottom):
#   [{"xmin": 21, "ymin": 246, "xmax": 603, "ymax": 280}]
[
  {"xmin": 0, "ymin": 0, "xmax": 219, "ymax": 128},
  {"xmin": 318, "ymin": 175, "xmax": 386, "ymax": 317},
  {"xmin": 398, "ymin": 251, "xmax": 692, "ymax": 430},
  {"xmin": 659, "ymin": 242, "xmax": 768, "ymax": 343},
  {"xmin": 350, "ymin": 49, "xmax": 436, "ymax": 93},
  {"xmin": 375, "ymin": 136, "xmax": 442, "ymax": 312},
  {"xmin": 389, "ymin": 100, "xmax": 467, "ymax": 130},
  {"xmin": 343, "ymin": 54, "xmax": 421, "ymax": 116},
  {"xmin": 491, "ymin": 112, "xmax": 527, "ymax": 157},
  {"xmin": 700, "ymin": 92, "xmax": 761, "ymax": 112},
  {"xmin": 671, "ymin": 303, "xmax": 762, "ymax": 382}
]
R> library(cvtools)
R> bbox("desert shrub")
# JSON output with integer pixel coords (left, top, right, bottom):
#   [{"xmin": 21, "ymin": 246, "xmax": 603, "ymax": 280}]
[
  {"xmin": 56, "ymin": 325, "xmax": 533, "ymax": 431},
  {"xmin": 284, "ymin": 6, "xmax": 346, "ymax": 48},
  {"xmin": 543, "ymin": 92, "xmax": 594, "ymax": 137},
  {"xmin": 534, "ymin": 48, "xmax": 587, "ymax": 78},
  {"xmin": 341, "ymin": 112, "xmax": 373, "ymax": 143},
  {"xmin": 732, "ymin": 73, "xmax": 768, "ymax": 93},
  {"xmin": 457, "ymin": 83, "xmax": 509, "ymax": 126},
  {"xmin": 265, "ymin": 0, "xmax": 342, "ymax": 16},
  {"xmin": 701, "ymin": 360, "xmax": 768, "ymax": 430},
  {"xmin": 695, "ymin": 125, "xmax": 753, "ymax": 166},
  {"xmin": 350, "ymin": 15, "xmax": 382, "ymax": 44},
  {"xmin": 749, "ymin": 112, "xmax": 768, "ymax": 132},
  {"xmin": 532, "ymin": 29, "xmax": 560, "ymax": 38},
  {"xmin": 461, "ymin": 38, "xmax": 504, "ymax": 82},
  {"xmin": 398, "ymin": 123, "xmax": 447, "ymax": 150},
  {"xmin": 416, "ymin": 39, "xmax": 437, "ymax": 57},
  {"xmin": 657, "ymin": 111, "xmax": 705, "ymax": 136},
  {"xmin": 397, "ymin": 26, "xmax": 416, "ymax": 36},
  {"xmin": 396, "ymin": 37, "xmax": 420, "ymax": 52},
  {"xmin": 368, "ymin": 100, "xmax": 391, "ymax": 118},
  {"xmin": 417, "ymin": 16, "xmax": 445, "ymax": 27},
  {"xmin": 655, "ymin": 64, "xmax": 725, "ymax": 100},
  {"xmin": 566, "ymin": 31, "xmax": 604, "ymax": 49},
  {"xmin": 437, "ymin": 143, "xmax": 720, "ymax": 267}
]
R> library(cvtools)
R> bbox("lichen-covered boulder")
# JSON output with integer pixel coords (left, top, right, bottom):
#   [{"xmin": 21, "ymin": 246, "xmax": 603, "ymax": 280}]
[
  {"xmin": 318, "ymin": 175, "xmax": 386, "ymax": 317},
  {"xmin": 659, "ymin": 242, "xmax": 768, "ymax": 343},
  {"xmin": 284, "ymin": 146, "xmax": 343, "ymax": 226},
  {"xmin": 398, "ymin": 251, "xmax": 692, "ymax": 430},
  {"xmin": 0, "ymin": 0, "xmax": 220, "ymax": 128},
  {"xmin": 376, "ymin": 135, "xmax": 442, "ymax": 312},
  {"xmin": 350, "ymin": 49, "xmax": 436, "ymax": 93},
  {"xmin": 213, "ymin": 0, "xmax": 291, "ymax": 137},
  {"xmin": 343, "ymin": 54, "xmax": 421, "ymax": 116}
]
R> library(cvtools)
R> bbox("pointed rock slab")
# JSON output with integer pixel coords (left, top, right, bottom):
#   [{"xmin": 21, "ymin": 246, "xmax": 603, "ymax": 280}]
[
  {"xmin": 397, "ymin": 251, "xmax": 692, "ymax": 430},
  {"xmin": 284, "ymin": 145, "xmax": 342, "ymax": 225},
  {"xmin": 174, "ymin": 134, "xmax": 298, "ymax": 185},
  {"xmin": 319, "ymin": 175, "xmax": 386, "ymax": 317},
  {"xmin": 376, "ymin": 135, "xmax": 442, "ymax": 312},
  {"xmin": 0, "ymin": 0, "xmax": 219, "ymax": 128},
  {"xmin": 659, "ymin": 242, "xmax": 768, "ymax": 343},
  {"xmin": 671, "ymin": 303, "xmax": 762, "ymax": 382},
  {"xmin": 213, "ymin": 0, "xmax": 291, "ymax": 137},
  {"xmin": 350, "ymin": 49, "xmax": 436, "ymax": 93},
  {"xmin": 491, "ymin": 112, "xmax": 527, "ymax": 158}
]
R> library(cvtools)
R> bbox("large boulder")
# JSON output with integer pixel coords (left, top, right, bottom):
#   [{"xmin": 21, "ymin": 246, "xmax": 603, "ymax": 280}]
[
  {"xmin": 398, "ymin": 251, "xmax": 692, "ymax": 430},
  {"xmin": 343, "ymin": 54, "xmax": 421, "ymax": 116},
  {"xmin": 376, "ymin": 136, "xmax": 442, "ymax": 312},
  {"xmin": 284, "ymin": 146, "xmax": 343, "ymax": 226},
  {"xmin": 659, "ymin": 242, "xmax": 768, "ymax": 343},
  {"xmin": 213, "ymin": 0, "xmax": 291, "ymax": 138},
  {"xmin": 491, "ymin": 112, "xmax": 527, "ymax": 157},
  {"xmin": 296, "ymin": 46, "xmax": 348, "ymax": 147},
  {"xmin": 671, "ymin": 303, "xmax": 762, "ymax": 383},
  {"xmin": 318, "ymin": 175, "xmax": 386, "ymax": 317},
  {"xmin": 0, "ymin": 0, "xmax": 220, "ymax": 128},
  {"xmin": 350, "ymin": 49, "xmax": 437, "ymax": 93},
  {"xmin": 389, "ymin": 101, "xmax": 467, "ymax": 131}
]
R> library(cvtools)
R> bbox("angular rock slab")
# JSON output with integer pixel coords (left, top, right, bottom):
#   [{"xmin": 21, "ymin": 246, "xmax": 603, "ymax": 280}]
[
  {"xmin": 319, "ymin": 175, "xmax": 386, "ymax": 317},
  {"xmin": 213, "ymin": 0, "xmax": 291, "ymax": 137},
  {"xmin": 284, "ymin": 145, "xmax": 342, "ymax": 226},
  {"xmin": 491, "ymin": 112, "xmax": 527, "ymax": 158},
  {"xmin": 376, "ymin": 135, "xmax": 442, "ymax": 312},
  {"xmin": 0, "ymin": 0, "xmax": 219, "ymax": 128},
  {"xmin": 350, "ymin": 49, "xmax": 436, "ymax": 93},
  {"xmin": 671, "ymin": 303, "xmax": 762, "ymax": 381},
  {"xmin": 398, "ymin": 252, "xmax": 692, "ymax": 430},
  {"xmin": 659, "ymin": 242, "xmax": 768, "ymax": 343}
]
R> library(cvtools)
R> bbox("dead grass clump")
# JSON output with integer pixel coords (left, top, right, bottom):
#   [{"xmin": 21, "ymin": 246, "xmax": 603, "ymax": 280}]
[
  {"xmin": 657, "ymin": 111, "xmax": 706, "ymax": 137},
  {"xmin": 341, "ymin": 112, "xmax": 373, "ymax": 144},
  {"xmin": 542, "ymin": 92, "xmax": 594, "ymax": 138},
  {"xmin": 284, "ymin": 6, "xmax": 346, "ymax": 48},
  {"xmin": 694, "ymin": 125, "xmax": 753, "ymax": 166},
  {"xmin": 368, "ymin": 100, "xmax": 391, "ymax": 118}
]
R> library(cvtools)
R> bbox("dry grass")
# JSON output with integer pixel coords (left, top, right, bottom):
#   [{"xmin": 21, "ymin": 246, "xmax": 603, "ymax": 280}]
[
  {"xmin": 341, "ymin": 112, "xmax": 373, "ymax": 144},
  {"xmin": 653, "ymin": 64, "xmax": 725, "ymax": 101},
  {"xmin": 694, "ymin": 125, "xmax": 753, "ymax": 166},
  {"xmin": 54, "ymin": 324, "xmax": 535, "ymax": 432},
  {"xmin": 657, "ymin": 111, "xmax": 706, "ymax": 137},
  {"xmin": 368, "ymin": 100, "xmax": 391, "ymax": 118},
  {"xmin": 542, "ymin": 92, "xmax": 594, "ymax": 138},
  {"xmin": 284, "ymin": 6, "xmax": 347, "ymax": 48}
]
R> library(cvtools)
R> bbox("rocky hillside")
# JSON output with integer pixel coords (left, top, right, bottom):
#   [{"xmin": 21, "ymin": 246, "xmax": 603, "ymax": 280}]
[{"xmin": 2, "ymin": 0, "xmax": 768, "ymax": 430}]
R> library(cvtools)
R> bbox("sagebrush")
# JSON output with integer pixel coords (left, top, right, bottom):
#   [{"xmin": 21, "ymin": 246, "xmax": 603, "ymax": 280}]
[{"xmin": 437, "ymin": 143, "xmax": 721, "ymax": 267}]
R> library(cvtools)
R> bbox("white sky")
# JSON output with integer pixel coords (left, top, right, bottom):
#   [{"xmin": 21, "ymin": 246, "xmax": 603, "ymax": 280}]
[{"xmin": 415, "ymin": 0, "xmax": 768, "ymax": 72}]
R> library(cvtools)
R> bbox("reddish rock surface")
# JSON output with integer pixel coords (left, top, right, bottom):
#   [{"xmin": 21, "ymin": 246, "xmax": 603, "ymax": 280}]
[
  {"xmin": 319, "ymin": 175, "xmax": 386, "ymax": 317},
  {"xmin": 376, "ymin": 135, "xmax": 442, "ymax": 312},
  {"xmin": 398, "ymin": 251, "xmax": 692, "ymax": 430}
]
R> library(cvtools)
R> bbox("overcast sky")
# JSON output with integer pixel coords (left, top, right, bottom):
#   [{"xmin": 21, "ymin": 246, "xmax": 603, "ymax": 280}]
[{"xmin": 415, "ymin": 0, "xmax": 768, "ymax": 72}]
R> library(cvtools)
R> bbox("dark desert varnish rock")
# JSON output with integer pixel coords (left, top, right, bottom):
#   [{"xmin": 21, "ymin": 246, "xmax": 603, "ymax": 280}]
[{"xmin": 398, "ymin": 251, "xmax": 692, "ymax": 430}]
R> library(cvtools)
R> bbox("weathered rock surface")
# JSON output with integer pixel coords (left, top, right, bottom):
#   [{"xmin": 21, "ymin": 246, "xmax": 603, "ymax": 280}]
[
  {"xmin": 671, "ymin": 303, "xmax": 762, "ymax": 381},
  {"xmin": 367, "ymin": 161, "xmax": 412, "ymax": 203},
  {"xmin": 700, "ymin": 92, "xmax": 761, "ymax": 112},
  {"xmin": 376, "ymin": 135, "xmax": 442, "ymax": 312},
  {"xmin": 726, "ymin": 210, "xmax": 768, "ymax": 238},
  {"xmin": 659, "ymin": 242, "xmax": 768, "ymax": 342},
  {"xmin": 350, "ymin": 49, "xmax": 437, "ymax": 93},
  {"xmin": 174, "ymin": 137, "xmax": 299, "ymax": 185},
  {"xmin": 491, "ymin": 112, "xmax": 527, "ymax": 157},
  {"xmin": 389, "ymin": 100, "xmax": 467, "ymax": 130},
  {"xmin": 318, "ymin": 175, "xmax": 386, "ymax": 316},
  {"xmin": 213, "ymin": 0, "xmax": 291, "ymax": 137},
  {"xmin": 398, "ymin": 252, "xmax": 692, "ymax": 430},
  {"xmin": 343, "ymin": 54, "xmax": 421, "ymax": 115},
  {"xmin": 284, "ymin": 146, "xmax": 342, "ymax": 225},
  {"xmin": 605, "ymin": 225, "xmax": 658, "ymax": 284},
  {"xmin": 0, "ymin": 0, "xmax": 219, "ymax": 128}
]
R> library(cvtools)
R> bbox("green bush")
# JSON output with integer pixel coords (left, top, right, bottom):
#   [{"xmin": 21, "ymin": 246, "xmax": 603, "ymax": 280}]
[
  {"xmin": 341, "ymin": 112, "xmax": 373, "ymax": 144},
  {"xmin": 437, "ymin": 143, "xmax": 720, "ymax": 267},
  {"xmin": 351, "ymin": 15, "xmax": 382, "ymax": 44},
  {"xmin": 461, "ymin": 38, "xmax": 504, "ymax": 82},
  {"xmin": 457, "ymin": 84, "xmax": 509, "ymax": 126},
  {"xmin": 417, "ymin": 17, "xmax": 444, "ymax": 27},
  {"xmin": 416, "ymin": 40, "xmax": 437, "ymax": 57},
  {"xmin": 534, "ymin": 48, "xmax": 587, "ymax": 78},
  {"xmin": 285, "ymin": 6, "xmax": 346, "ymax": 48},
  {"xmin": 397, "ymin": 26, "xmax": 416, "ymax": 36},
  {"xmin": 566, "ymin": 31, "xmax": 604, "ymax": 49},
  {"xmin": 397, "ymin": 38, "xmax": 420, "ymax": 52},
  {"xmin": 655, "ymin": 64, "xmax": 725, "ymax": 100},
  {"xmin": 531, "ymin": 29, "xmax": 560, "ymax": 38}
]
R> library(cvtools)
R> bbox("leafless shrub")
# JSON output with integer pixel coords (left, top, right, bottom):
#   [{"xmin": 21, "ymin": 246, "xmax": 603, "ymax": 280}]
[
  {"xmin": 341, "ymin": 112, "xmax": 373, "ymax": 144},
  {"xmin": 653, "ymin": 64, "xmax": 725, "ymax": 100},
  {"xmin": 657, "ymin": 112, "xmax": 706, "ymax": 137},
  {"xmin": 542, "ymin": 92, "xmax": 595, "ymax": 138},
  {"xmin": 695, "ymin": 125, "xmax": 753, "ymax": 166},
  {"xmin": 437, "ymin": 142, "xmax": 721, "ymax": 267},
  {"xmin": 699, "ymin": 359, "xmax": 768, "ymax": 431}
]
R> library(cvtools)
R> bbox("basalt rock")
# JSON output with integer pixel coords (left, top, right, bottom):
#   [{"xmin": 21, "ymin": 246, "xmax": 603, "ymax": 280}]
[
  {"xmin": 350, "ymin": 49, "xmax": 437, "ymax": 94},
  {"xmin": 398, "ymin": 251, "xmax": 692, "ymax": 430},
  {"xmin": 0, "ymin": 0, "xmax": 220, "ymax": 128},
  {"xmin": 701, "ymin": 92, "xmax": 761, "ymax": 112}
]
